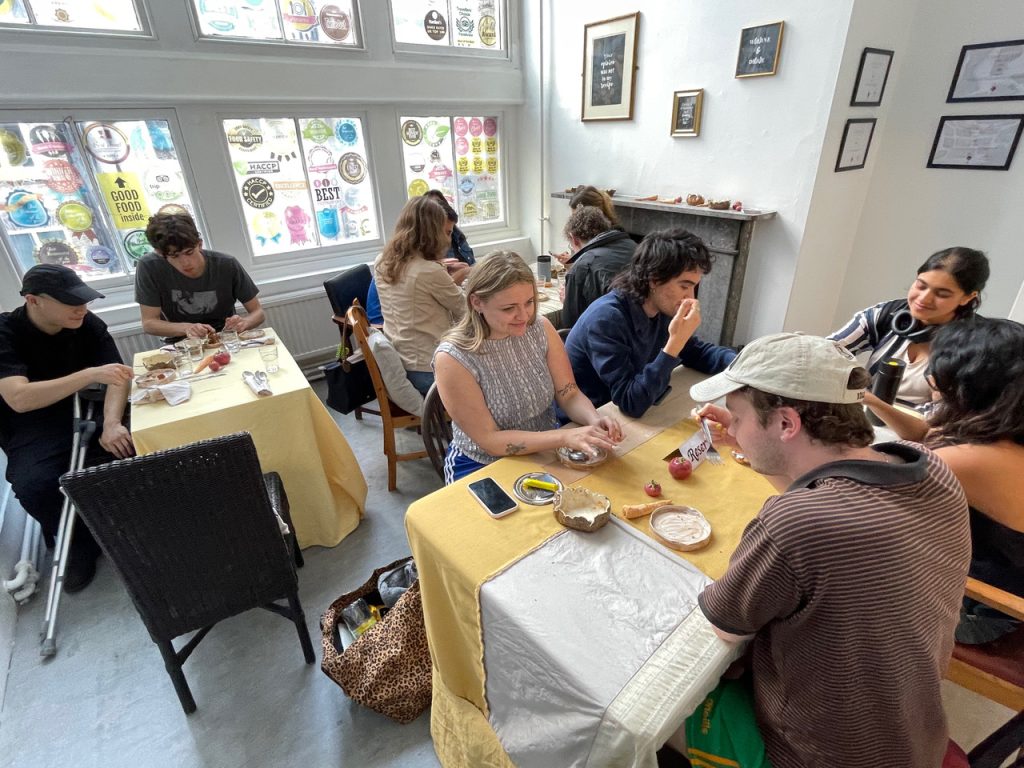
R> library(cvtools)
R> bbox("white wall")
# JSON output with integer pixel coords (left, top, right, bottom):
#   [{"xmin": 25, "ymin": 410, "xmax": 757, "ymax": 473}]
[
  {"xmin": 524, "ymin": 1, "xmax": 856, "ymax": 344},
  {"xmin": 831, "ymin": 0, "xmax": 1024, "ymax": 329},
  {"xmin": 0, "ymin": 2, "xmax": 528, "ymax": 332}
]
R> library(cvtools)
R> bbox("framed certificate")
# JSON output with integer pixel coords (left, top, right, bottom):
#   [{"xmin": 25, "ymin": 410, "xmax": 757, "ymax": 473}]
[
  {"xmin": 927, "ymin": 115, "xmax": 1024, "ymax": 170},
  {"xmin": 851, "ymin": 48, "xmax": 894, "ymax": 107},
  {"xmin": 835, "ymin": 118, "xmax": 876, "ymax": 172},
  {"xmin": 948, "ymin": 39, "xmax": 1024, "ymax": 102}
]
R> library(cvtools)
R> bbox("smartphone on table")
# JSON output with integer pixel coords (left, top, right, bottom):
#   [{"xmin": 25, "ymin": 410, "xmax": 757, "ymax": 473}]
[{"xmin": 468, "ymin": 477, "xmax": 519, "ymax": 519}]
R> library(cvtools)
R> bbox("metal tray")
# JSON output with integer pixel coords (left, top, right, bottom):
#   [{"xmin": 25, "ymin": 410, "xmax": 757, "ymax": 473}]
[{"xmin": 512, "ymin": 472, "xmax": 563, "ymax": 506}]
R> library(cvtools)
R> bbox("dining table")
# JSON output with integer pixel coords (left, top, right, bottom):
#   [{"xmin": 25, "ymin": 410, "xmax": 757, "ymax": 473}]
[
  {"xmin": 130, "ymin": 330, "xmax": 367, "ymax": 549},
  {"xmin": 405, "ymin": 366, "xmax": 778, "ymax": 768}
]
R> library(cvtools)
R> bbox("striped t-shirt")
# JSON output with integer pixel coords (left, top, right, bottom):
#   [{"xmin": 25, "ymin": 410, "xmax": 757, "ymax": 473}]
[{"xmin": 699, "ymin": 442, "xmax": 969, "ymax": 768}]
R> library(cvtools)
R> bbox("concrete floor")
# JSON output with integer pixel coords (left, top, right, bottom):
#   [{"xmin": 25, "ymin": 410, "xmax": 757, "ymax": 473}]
[{"xmin": 0, "ymin": 380, "xmax": 1014, "ymax": 767}]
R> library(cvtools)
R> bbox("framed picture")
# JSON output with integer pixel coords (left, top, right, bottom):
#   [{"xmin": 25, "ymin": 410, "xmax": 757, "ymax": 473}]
[
  {"xmin": 851, "ymin": 47, "xmax": 894, "ymax": 106},
  {"xmin": 835, "ymin": 118, "xmax": 876, "ymax": 172},
  {"xmin": 581, "ymin": 12, "xmax": 640, "ymax": 122},
  {"xmin": 735, "ymin": 21, "xmax": 784, "ymax": 78},
  {"xmin": 948, "ymin": 39, "xmax": 1024, "ymax": 102},
  {"xmin": 670, "ymin": 89, "xmax": 704, "ymax": 137},
  {"xmin": 927, "ymin": 115, "xmax": 1024, "ymax": 170}
]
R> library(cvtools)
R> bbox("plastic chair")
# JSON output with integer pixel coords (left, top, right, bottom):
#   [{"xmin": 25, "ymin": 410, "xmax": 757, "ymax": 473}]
[
  {"xmin": 421, "ymin": 383, "xmax": 452, "ymax": 481},
  {"xmin": 325, "ymin": 265, "xmax": 379, "ymax": 421},
  {"xmin": 345, "ymin": 304, "xmax": 426, "ymax": 491},
  {"xmin": 945, "ymin": 576, "xmax": 1024, "ymax": 767},
  {"xmin": 557, "ymin": 327, "xmax": 571, "ymax": 342},
  {"xmin": 59, "ymin": 432, "xmax": 314, "ymax": 715}
]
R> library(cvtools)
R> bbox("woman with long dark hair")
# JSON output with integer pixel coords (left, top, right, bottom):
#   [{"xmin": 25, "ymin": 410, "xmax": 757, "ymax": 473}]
[
  {"xmin": 829, "ymin": 247, "xmax": 990, "ymax": 404},
  {"xmin": 870, "ymin": 317, "xmax": 1024, "ymax": 643}
]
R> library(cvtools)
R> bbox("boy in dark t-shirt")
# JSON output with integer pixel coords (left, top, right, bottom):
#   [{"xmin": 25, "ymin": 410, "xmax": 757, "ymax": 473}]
[
  {"xmin": 0, "ymin": 265, "xmax": 134, "ymax": 592},
  {"xmin": 134, "ymin": 212, "xmax": 264, "ymax": 342}
]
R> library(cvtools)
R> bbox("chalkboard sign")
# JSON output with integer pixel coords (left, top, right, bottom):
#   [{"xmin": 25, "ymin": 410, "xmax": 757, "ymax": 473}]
[
  {"xmin": 671, "ymin": 89, "xmax": 704, "ymax": 137},
  {"xmin": 735, "ymin": 21, "xmax": 784, "ymax": 78}
]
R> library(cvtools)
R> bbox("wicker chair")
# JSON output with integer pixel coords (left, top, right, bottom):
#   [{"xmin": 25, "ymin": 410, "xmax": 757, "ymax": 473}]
[
  {"xmin": 345, "ymin": 304, "xmax": 426, "ymax": 491},
  {"xmin": 59, "ymin": 432, "xmax": 315, "ymax": 715},
  {"xmin": 421, "ymin": 383, "xmax": 452, "ymax": 481}
]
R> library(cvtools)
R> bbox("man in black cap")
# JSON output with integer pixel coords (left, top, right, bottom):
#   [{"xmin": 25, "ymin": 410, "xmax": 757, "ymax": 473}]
[{"xmin": 0, "ymin": 264, "xmax": 134, "ymax": 592}]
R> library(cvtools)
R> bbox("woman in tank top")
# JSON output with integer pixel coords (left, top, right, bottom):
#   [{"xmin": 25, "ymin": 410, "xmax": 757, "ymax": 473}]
[
  {"xmin": 433, "ymin": 251, "xmax": 622, "ymax": 484},
  {"xmin": 868, "ymin": 317, "xmax": 1024, "ymax": 643},
  {"xmin": 828, "ymin": 246, "xmax": 989, "ymax": 405}
]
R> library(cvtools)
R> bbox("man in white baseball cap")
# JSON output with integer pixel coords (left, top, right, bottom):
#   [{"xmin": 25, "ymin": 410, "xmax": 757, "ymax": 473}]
[{"xmin": 664, "ymin": 332, "xmax": 970, "ymax": 767}]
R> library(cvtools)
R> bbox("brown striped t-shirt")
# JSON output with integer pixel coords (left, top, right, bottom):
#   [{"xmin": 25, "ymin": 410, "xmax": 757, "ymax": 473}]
[{"xmin": 699, "ymin": 442, "xmax": 969, "ymax": 768}]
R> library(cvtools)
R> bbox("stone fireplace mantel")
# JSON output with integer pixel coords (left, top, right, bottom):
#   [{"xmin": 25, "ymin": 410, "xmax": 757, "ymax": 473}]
[{"xmin": 551, "ymin": 193, "xmax": 776, "ymax": 346}]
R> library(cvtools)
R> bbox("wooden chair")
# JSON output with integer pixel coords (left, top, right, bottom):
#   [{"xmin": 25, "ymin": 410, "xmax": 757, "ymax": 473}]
[
  {"xmin": 946, "ymin": 576, "xmax": 1024, "ymax": 767},
  {"xmin": 325, "ymin": 265, "xmax": 378, "ymax": 421},
  {"xmin": 59, "ymin": 433, "xmax": 315, "ymax": 714},
  {"xmin": 345, "ymin": 304, "xmax": 426, "ymax": 491},
  {"xmin": 421, "ymin": 382, "xmax": 452, "ymax": 481}
]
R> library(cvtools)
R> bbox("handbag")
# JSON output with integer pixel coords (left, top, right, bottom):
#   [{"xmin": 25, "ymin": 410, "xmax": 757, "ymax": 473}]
[
  {"xmin": 320, "ymin": 556, "xmax": 432, "ymax": 724},
  {"xmin": 323, "ymin": 315, "xmax": 376, "ymax": 414}
]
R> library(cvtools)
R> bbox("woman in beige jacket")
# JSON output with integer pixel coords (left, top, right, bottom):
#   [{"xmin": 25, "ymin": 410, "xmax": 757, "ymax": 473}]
[{"xmin": 374, "ymin": 196, "xmax": 467, "ymax": 395}]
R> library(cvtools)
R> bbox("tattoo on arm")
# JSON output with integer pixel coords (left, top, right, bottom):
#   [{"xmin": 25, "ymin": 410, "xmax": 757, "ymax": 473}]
[
  {"xmin": 557, "ymin": 382, "xmax": 578, "ymax": 398},
  {"xmin": 505, "ymin": 443, "xmax": 526, "ymax": 456}
]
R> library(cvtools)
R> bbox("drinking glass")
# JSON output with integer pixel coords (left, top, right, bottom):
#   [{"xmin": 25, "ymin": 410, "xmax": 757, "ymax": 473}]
[
  {"xmin": 258, "ymin": 343, "xmax": 279, "ymax": 373},
  {"xmin": 221, "ymin": 330, "xmax": 241, "ymax": 352},
  {"xmin": 173, "ymin": 353, "xmax": 193, "ymax": 377},
  {"xmin": 184, "ymin": 337, "xmax": 204, "ymax": 362}
]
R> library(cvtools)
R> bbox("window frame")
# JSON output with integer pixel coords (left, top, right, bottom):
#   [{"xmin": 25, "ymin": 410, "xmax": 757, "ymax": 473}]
[
  {"xmin": 0, "ymin": 107, "xmax": 207, "ymax": 293},
  {"xmin": 216, "ymin": 107, "xmax": 385, "ymax": 265},
  {"xmin": 387, "ymin": 0, "xmax": 508, "ymax": 60},
  {"xmin": 185, "ymin": 0, "xmax": 366, "ymax": 51},
  {"xmin": 0, "ymin": 0, "xmax": 153, "ymax": 38}
]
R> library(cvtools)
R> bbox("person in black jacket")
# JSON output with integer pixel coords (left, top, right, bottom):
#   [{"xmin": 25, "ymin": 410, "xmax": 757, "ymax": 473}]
[{"xmin": 560, "ymin": 206, "xmax": 636, "ymax": 328}]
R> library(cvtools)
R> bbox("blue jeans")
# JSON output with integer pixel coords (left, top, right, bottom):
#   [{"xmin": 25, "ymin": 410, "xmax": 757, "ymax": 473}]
[{"xmin": 406, "ymin": 370, "xmax": 434, "ymax": 397}]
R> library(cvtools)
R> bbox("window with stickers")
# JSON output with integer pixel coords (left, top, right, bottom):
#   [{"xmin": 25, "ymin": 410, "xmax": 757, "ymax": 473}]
[
  {"xmin": 0, "ymin": 0, "xmax": 145, "ymax": 32},
  {"xmin": 391, "ymin": 0, "xmax": 503, "ymax": 53},
  {"xmin": 190, "ymin": 1, "xmax": 361, "ymax": 47},
  {"xmin": 222, "ymin": 116, "xmax": 380, "ymax": 257},
  {"xmin": 398, "ymin": 114, "xmax": 503, "ymax": 227},
  {"xmin": 0, "ymin": 117, "xmax": 201, "ymax": 281}
]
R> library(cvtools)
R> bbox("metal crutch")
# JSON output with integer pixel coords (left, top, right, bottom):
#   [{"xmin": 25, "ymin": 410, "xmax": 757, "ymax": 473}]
[{"xmin": 40, "ymin": 391, "xmax": 96, "ymax": 658}]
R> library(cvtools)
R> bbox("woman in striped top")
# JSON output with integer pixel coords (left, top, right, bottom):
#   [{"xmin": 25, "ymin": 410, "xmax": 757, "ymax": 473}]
[
  {"xmin": 433, "ymin": 251, "xmax": 622, "ymax": 484},
  {"xmin": 828, "ymin": 246, "xmax": 989, "ymax": 404}
]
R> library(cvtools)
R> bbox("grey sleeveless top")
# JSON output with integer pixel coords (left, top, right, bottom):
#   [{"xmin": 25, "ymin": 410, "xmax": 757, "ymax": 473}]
[{"xmin": 435, "ymin": 320, "xmax": 557, "ymax": 465}]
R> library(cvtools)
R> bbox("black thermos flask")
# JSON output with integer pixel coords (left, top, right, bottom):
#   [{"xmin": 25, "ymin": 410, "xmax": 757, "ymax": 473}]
[
  {"xmin": 536, "ymin": 253, "xmax": 551, "ymax": 283},
  {"xmin": 867, "ymin": 357, "xmax": 906, "ymax": 426}
]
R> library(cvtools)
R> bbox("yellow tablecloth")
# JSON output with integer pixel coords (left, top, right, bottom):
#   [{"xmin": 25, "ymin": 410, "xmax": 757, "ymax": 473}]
[
  {"xmin": 131, "ymin": 332, "xmax": 366, "ymax": 549},
  {"xmin": 405, "ymin": 367, "xmax": 776, "ymax": 765}
]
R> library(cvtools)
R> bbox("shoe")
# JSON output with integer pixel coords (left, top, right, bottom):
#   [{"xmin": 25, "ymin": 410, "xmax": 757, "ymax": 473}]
[{"xmin": 63, "ymin": 548, "xmax": 99, "ymax": 594}]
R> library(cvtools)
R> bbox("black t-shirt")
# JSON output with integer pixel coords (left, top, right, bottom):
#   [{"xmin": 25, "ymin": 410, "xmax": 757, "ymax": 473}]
[{"xmin": 0, "ymin": 306, "xmax": 122, "ymax": 452}]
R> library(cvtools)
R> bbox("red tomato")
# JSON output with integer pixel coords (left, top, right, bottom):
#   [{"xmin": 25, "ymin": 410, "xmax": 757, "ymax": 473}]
[
  {"xmin": 644, "ymin": 480, "xmax": 662, "ymax": 498},
  {"xmin": 213, "ymin": 351, "xmax": 231, "ymax": 366},
  {"xmin": 669, "ymin": 457, "xmax": 693, "ymax": 480}
]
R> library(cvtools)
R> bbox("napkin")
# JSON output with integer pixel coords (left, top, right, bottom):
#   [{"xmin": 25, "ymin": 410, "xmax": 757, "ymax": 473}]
[
  {"xmin": 242, "ymin": 370, "xmax": 272, "ymax": 397},
  {"xmin": 129, "ymin": 381, "xmax": 192, "ymax": 406}
]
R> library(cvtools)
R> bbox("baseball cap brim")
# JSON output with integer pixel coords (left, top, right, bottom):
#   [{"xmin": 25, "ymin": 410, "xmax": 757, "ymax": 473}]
[
  {"xmin": 689, "ymin": 371, "xmax": 747, "ymax": 404},
  {"xmin": 47, "ymin": 283, "xmax": 105, "ymax": 306}
]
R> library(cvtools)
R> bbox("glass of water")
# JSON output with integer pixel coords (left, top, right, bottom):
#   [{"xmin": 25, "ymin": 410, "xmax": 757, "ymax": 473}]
[
  {"xmin": 173, "ymin": 353, "xmax": 193, "ymax": 377},
  {"xmin": 258, "ymin": 343, "xmax": 279, "ymax": 373},
  {"xmin": 221, "ymin": 330, "xmax": 241, "ymax": 352},
  {"xmin": 184, "ymin": 337, "xmax": 204, "ymax": 361}
]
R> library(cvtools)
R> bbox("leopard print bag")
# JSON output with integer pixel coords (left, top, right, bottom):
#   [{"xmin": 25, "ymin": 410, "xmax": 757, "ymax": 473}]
[{"xmin": 320, "ymin": 557, "xmax": 432, "ymax": 724}]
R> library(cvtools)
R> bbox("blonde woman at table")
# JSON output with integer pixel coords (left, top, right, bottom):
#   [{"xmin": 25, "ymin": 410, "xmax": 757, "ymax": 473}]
[
  {"xmin": 433, "ymin": 251, "xmax": 623, "ymax": 484},
  {"xmin": 374, "ymin": 196, "xmax": 468, "ymax": 397},
  {"xmin": 868, "ymin": 317, "xmax": 1024, "ymax": 645},
  {"xmin": 828, "ymin": 246, "xmax": 989, "ymax": 405}
]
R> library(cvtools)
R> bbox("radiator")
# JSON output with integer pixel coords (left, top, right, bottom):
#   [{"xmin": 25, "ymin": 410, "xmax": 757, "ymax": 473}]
[{"xmin": 110, "ymin": 288, "xmax": 339, "ymax": 373}]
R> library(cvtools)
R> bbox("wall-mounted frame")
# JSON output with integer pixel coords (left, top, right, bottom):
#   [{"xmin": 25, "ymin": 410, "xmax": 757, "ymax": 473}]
[
  {"xmin": 948, "ymin": 39, "xmax": 1024, "ymax": 102},
  {"xmin": 851, "ymin": 48, "xmax": 894, "ymax": 107},
  {"xmin": 735, "ymin": 21, "xmax": 784, "ymax": 78},
  {"xmin": 581, "ymin": 12, "xmax": 640, "ymax": 122},
  {"xmin": 835, "ymin": 118, "xmax": 876, "ymax": 172},
  {"xmin": 927, "ymin": 114, "xmax": 1024, "ymax": 170},
  {"xmin": 670, "ymin": 89, "xmax": 704, "ymax": 137}
]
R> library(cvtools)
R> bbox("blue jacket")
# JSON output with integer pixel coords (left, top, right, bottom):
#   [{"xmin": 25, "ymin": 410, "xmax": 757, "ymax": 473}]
[{"xmin": 565, "ymin": 290, "xmax": 737, "ymax": 418}]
